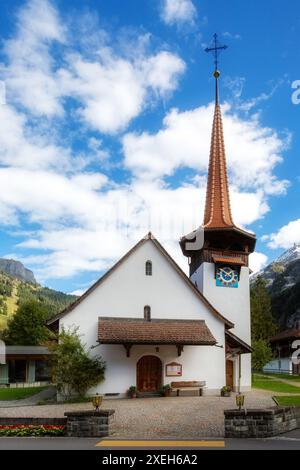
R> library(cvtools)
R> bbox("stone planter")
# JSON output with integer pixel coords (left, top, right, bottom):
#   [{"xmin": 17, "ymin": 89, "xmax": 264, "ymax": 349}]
[
  {"xmin": 64, "ymin": 410, "xmax": 115, "ymax": 438},
  {"xmin": 224, "ymin": 407, "xmax": 300, "ymax": 438}
]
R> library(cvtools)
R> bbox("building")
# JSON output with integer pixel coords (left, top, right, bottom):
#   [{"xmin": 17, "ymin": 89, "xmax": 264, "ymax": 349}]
[
  {"xmin": 0, "ymin": 346, "xmax": 51, "ymax": 387},
  {"xmin": 264, "ymin": 325, "xmax": 300, "ymax": 375},
  {"xmin": 48, "ymin": 65, "xmax": 256, "ymax": 397}
]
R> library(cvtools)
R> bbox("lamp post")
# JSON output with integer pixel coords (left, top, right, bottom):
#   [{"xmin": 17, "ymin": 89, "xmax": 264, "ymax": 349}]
[
  {"xmin": 92, "ymin": 393, "xmax": 102, "ymax": 411},
  {"xmin": 236, "ymin": 392, "xmax": 245, "ymax": 411}
]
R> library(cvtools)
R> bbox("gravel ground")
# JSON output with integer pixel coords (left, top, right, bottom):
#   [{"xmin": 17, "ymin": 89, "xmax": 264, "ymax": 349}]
[{"xmin": 0, "ymin": 390, "xmax": 275, "ymax": 438}]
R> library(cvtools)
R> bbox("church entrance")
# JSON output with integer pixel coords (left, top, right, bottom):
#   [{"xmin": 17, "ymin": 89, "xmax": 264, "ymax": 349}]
[
  {"xmin": 137, "ymin": 355, "xmax": 162, "ymax": 392},
  {"xmin": 226, "ymin": 359, "xmax": 234, "ymax": 389}
]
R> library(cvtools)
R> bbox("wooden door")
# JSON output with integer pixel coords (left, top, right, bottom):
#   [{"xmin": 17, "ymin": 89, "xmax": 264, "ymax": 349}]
[
  {"xmin": 226, "ymin": 359, "xmax": 234, "ymax": 388},
  {"xmin": 137, "ymin": 356, "xmax": 162, "ymax": 392}
]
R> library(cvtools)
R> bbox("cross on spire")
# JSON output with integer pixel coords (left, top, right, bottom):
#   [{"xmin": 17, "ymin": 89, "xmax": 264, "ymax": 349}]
[
  {"xmin": 202, "ymin": 33, "xmax": 233, "ymax": 229},
  {"xmin": 205, "ymin": 33, "xmax": 228, "ymax": 73}
]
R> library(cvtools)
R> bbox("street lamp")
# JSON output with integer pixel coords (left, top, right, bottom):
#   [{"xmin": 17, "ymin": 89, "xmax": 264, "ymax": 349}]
[
  {"xmin": 92, "ymin": 393, "xmax": 102, "ymax": 411},
  {"xmin": 236, "ymin": 392, "xmax": 245, "ymax": 411}
]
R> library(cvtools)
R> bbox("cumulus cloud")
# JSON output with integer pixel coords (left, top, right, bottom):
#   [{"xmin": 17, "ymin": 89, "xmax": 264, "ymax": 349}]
[
  {"xmin": 3, "ymin": 0, "xmax": 65, "ymax": 116},
  {"xmin": 60, "ymin": 50, "xmax": 185, "ymax": 134},
  {"xmin": 249, "ymin": 252, "xmax": 268, "ymax": 274},
  {"xmin": 263, "ymin": 219, "xmax": 300, "ymax": 249},
  {"xmin": 161, "ymin": 0, "xmax": 197, "ymax": 25},
  {"xmin": 122, "ymin": 103, "xmax": 289, "ymax": 194},
  {"xmin": 2, "ymin": 0, "xmax": 185, "ymax": 133}
]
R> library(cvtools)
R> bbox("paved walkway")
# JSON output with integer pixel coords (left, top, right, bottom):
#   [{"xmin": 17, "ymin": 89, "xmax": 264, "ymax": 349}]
[
  {"xmin": 0, "ymin": 386, "xmax": 56, "ymax": 408},
  {"xmin": 0, "ymin": 390, "xmax": 275, "ymax": 438}
]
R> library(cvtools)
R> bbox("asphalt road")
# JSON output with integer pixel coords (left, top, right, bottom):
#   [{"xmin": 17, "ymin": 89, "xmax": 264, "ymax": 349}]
[{"xmin": 0, "ymin": 430, "xmax": 300, "ymax": 450}]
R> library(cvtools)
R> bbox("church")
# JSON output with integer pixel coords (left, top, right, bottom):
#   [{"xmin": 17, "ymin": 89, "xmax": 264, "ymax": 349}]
[{"xmin": 48, "ymin": 66, "xmax": 256, "ymax": 397}]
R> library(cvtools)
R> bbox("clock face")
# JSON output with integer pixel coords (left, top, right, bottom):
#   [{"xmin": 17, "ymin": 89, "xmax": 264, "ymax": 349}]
[{"xmin": 216, "ymin": 266, "xmax": 238, "ymax": 288}]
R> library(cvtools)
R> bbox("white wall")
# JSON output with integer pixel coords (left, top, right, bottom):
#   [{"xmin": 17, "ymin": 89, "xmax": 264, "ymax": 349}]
[
  {"xmin": 60, "ymin": 239, "xmax": 227, "ymax": 395},
  {"xmin": 191, "ymin": 262, "xmax": 252, "ymax": 390},
  {"xmin": 264, "ymin": 358, "xmax": 292, "ymax": 373}
]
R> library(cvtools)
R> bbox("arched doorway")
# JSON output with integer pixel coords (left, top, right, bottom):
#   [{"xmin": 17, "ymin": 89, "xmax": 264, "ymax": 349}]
[{"xmin": 137, "ymin": 355, "xmax": 162, "ymax": 392}]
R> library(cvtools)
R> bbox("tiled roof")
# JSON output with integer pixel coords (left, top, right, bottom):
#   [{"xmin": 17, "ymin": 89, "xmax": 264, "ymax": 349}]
[
  {"xmin": 270, "ymin": 329, "xmax": 300, "ymax": 343},
  {"xmin": 98, "ymin": 317, "xmax": 216, "ymax": 345}
]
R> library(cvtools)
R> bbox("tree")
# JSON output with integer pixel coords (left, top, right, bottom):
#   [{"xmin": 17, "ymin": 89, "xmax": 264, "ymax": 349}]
[
  {"xmin": 252, "ymin": 339, "xmax": 274, "ymax": 371},
  {"xmin": 1, "ymin": 299, "xmax": 52, "ymax": 345},
  {"xmin": 251, "ymin": 276, "xmax": 278, "ymax": 342},
  {"xmin": 50, "ymin": 327, "xmax": 106, "ymax": 400}
]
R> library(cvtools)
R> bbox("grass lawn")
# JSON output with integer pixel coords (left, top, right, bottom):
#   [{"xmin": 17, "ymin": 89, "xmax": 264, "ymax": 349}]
[
  {"xmin": 252, "ymin": 376, "xmax": 300, "ymax": 394},
  {"xmin": 264, "ymin": 373, "xmax": 300, "ymax": 382},
  {"xmin": 274, "ymin": 396, "xmax": 300, "ymax": 407},
  {"xmin": 0, "ymin": 386, "xmax": 47, "ymax": 401}
]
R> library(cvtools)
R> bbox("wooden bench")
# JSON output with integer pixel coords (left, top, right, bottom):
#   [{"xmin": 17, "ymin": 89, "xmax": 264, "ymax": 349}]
[{"xmin": 171, "ymin": 381, "xmax": 206, "ymax": 397}]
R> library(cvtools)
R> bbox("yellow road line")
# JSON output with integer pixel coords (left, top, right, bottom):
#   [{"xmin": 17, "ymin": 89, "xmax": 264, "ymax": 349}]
[{"xmin": 96, "ymin": 440, "xmax": 225, "ymax": 448}]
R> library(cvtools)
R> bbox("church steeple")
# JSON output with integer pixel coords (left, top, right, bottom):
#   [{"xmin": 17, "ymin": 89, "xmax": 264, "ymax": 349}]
[
  {"xmin": 180, "ymin": 35, "xmax": 256, "ymax": 276},
  {"xmin": 203, "ymin": 34, "xmax": 234, "ymax": 229},
  {"xmin": 203, "ymin": 70, "xmax": 234, "ymax": 229}
]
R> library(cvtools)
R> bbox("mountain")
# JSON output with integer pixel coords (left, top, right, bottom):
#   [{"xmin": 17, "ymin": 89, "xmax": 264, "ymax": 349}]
[
  {"xmin": 252, "ymin": 244, "xmax": 300, "ymax": 329},
  {"xmin": 0, "ymin": 258, "xmax": 36, "ymax": 284},
  {"xmin": 0, "ymin": 264, "xmax": 78, "ymax": 331}
]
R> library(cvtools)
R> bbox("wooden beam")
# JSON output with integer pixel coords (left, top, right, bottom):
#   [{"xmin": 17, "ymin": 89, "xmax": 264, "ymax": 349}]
[
  {"xmin": 176, "ymin": 345, "xmax": 184, "ymax": 357},
  {"xmin": 123, "ymin": 344, "xmax": 132, "ymax": 358}
]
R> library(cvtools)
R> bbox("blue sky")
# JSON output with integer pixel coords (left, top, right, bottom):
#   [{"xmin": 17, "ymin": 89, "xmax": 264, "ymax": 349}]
[{"xmin": 0, "ymin": 0, "xmax": 299, "ymax": 294}]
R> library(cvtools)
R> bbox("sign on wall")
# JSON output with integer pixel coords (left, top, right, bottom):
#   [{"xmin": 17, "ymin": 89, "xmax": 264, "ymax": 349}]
[{"xmin": 165, "ymin": 362, "xmax": 182, "ymax": 377}]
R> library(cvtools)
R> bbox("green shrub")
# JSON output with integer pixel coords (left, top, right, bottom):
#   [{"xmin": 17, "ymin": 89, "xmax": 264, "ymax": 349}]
[{"xmin": 0, "ymin": 425, "xmax": 65, "ymax": 437}]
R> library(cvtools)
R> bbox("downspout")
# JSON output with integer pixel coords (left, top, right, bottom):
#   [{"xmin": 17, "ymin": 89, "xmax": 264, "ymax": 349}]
[{"xmin": 238, "ymin": 353, "xmax": 241, "ymax": 394}]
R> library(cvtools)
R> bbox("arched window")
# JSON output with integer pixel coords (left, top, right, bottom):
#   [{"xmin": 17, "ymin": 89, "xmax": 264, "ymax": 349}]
[
  {"xmin": 145, "ymin": 260, "xmax": 152, "ymax": 276},
  {"xmin": 144, "ymin": 305, "xmax": 151, "ymax": 321}
]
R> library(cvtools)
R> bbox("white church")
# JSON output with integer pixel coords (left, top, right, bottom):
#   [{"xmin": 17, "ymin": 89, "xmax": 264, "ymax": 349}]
[{"xmin": 49, "ymin": 69, "xmax": 256, "ymax": 397}]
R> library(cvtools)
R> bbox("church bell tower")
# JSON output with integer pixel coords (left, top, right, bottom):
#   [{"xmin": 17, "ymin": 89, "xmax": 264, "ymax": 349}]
[{"xmin": 180, "ymin": 35, "xmax": 256, "ymax": 344}]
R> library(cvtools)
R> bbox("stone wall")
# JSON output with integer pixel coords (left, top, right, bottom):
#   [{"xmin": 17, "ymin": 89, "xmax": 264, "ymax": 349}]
[
  {"xmin": 64, "ymin": 410, "xmax": 115, "ymax": 438},
  {"xmin": 224, "ymin": 407, "xmax": 300, "ymax": 438}
]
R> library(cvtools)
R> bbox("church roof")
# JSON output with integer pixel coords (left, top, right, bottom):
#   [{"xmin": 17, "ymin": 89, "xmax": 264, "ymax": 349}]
[
  {"xmin": 47, "ymin": 232, "xmax": 234, "ymax": 329},
  {"xmin": 98, "ymin": 317, "xmax": 216, "ymax": 346}
]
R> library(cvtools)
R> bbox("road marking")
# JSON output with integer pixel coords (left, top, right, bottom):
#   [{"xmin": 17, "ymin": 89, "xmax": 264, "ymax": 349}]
[{"xmin": 96, "ymin": 440, "xmax": 225, "ymax": 448}]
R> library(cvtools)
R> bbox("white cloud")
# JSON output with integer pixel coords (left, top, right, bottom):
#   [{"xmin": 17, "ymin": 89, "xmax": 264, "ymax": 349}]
[
  {"xmin": 60, "ymin": 49, "xmax": 185, "ymax": 134},
  {"xmin": 69, "ymin": 289, "xmax": 86, "ymax": 296},
  {"xmin": 123, "ymin": 103, "xmax": 289, "ymax": 195},
  {"xmin": 249, "ymin": 252, "xmax": 268, "ymax": 274},
  {"xmin": 161, "ymin": 0, "xmax": 197, "ymax": 25},
  {"xmin": 3, "ymin": 0, "xmax": 65, "ymax": 116},
  {"xmin": 2, "ymin": 0, "xmax": 185, "ymax": 133},
  {"xmin": 264, "ymin": 219, "xmax": 300, "ymax": 249},
  {"xmin": 0, "ymin": 168, "xmax": 108, "ymax": 226},
  {"xmin": 0, "ymin": 104, "xmax": 73, "ymax": 170}
]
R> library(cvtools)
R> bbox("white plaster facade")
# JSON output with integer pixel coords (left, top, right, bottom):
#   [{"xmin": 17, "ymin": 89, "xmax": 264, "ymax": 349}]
[
  {"xmin": 191, "ymin": 263, "xmax": 252, "ymax": 390},
  {"xmin": 59, "ymin": 237, "xmax": 229, "ymax": 396}
]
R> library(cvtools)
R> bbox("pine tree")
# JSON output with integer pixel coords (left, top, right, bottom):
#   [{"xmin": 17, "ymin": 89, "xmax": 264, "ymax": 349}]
[{"xmin": 251, "ymin": 276, "xmax": 278, "ymax": 342}]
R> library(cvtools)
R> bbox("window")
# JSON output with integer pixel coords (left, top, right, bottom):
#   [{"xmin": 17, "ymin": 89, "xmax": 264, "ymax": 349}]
[
  {"xmin": 144, "ymin": 305, "xmax": 151, "ymax": 321},
  {"xmin": 145, "ymin": 260, "xmax": 152, "ymax": 276}
]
